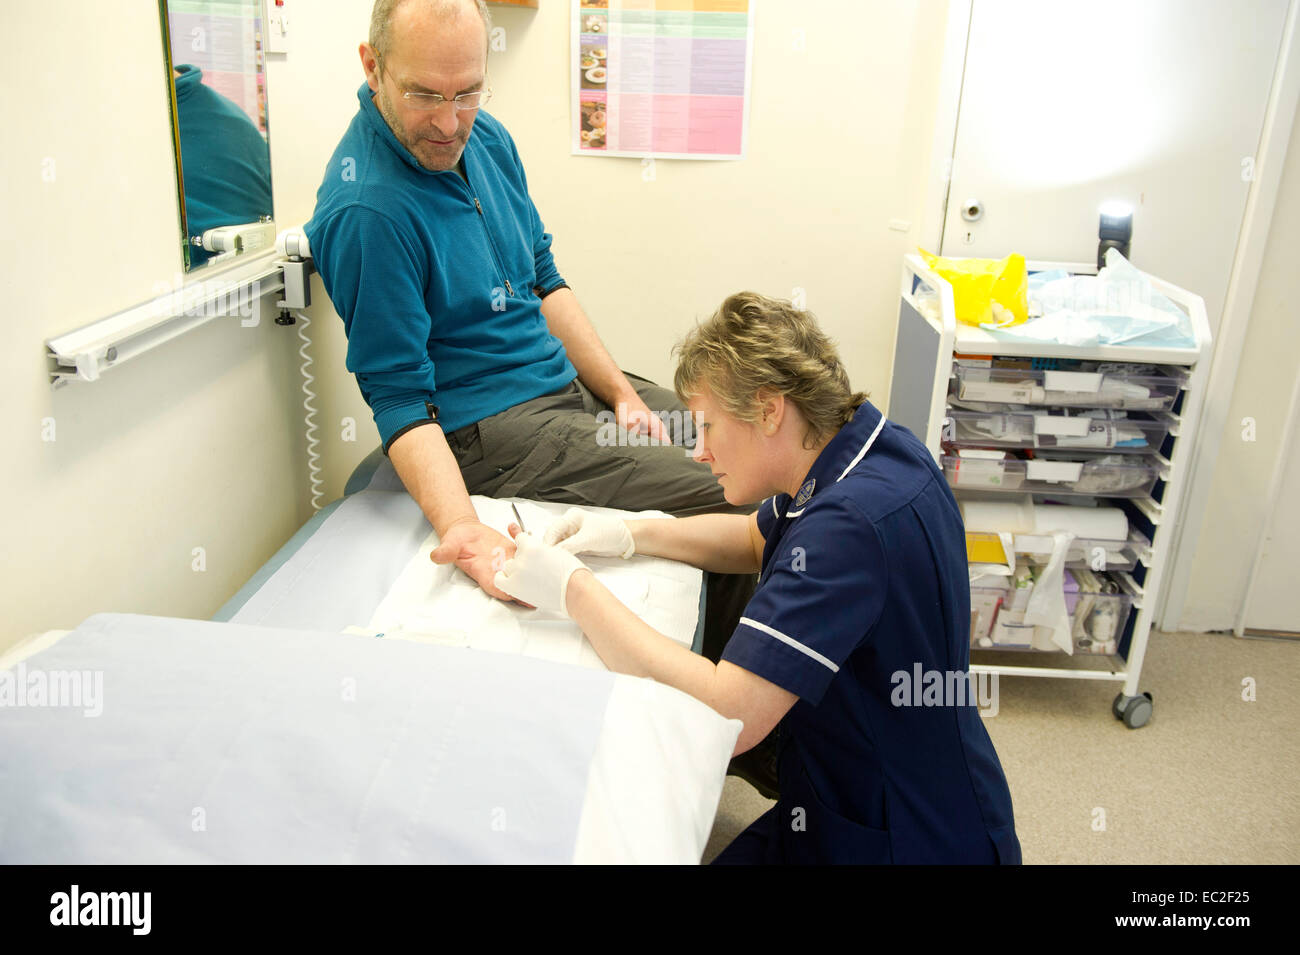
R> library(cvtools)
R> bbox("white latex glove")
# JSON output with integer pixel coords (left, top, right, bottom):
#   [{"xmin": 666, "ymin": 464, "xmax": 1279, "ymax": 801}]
[
  {"xmin": 543, "ymin": 507, "xmax": 635, "ymax": 559},
  {"xmin": 493, "ymin": 532, "xmax": 589, "ymax": 616}
]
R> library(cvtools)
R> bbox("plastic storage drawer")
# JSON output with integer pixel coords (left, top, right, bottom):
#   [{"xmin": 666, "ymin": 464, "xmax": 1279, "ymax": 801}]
[
  {"xmin": 1013, "ymin": 527, "xmax": 1150, "ymax": 573},
  {"xmin": 945, "ymin": 408, "xmax": 1171, "ymax": 453},
  {"xmin": 950, "ymin": 363, "xmax": 1186, "ymax": 411},
  {"xmin": 942, "ymin": 450, "xmax": 1161, "ymax": 497},
  {"xmin": 969, "ymin": 570, "xmax": 1133, "ymax": 655}
]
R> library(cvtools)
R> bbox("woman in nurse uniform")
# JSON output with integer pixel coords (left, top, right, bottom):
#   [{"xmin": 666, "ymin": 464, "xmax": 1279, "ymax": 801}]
[{"xmin": 495, "ymin": 291, "xmax": 1022, "ymax": 865}]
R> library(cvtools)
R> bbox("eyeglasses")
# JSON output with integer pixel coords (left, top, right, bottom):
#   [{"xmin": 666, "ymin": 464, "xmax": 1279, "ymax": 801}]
[
  {"xmin": 375, "ymin": 57, "xmax": 492, "ymax": 110},
  {"xmin": 398, "ymin": 86, "xmax": 493, "ymax": 112}
]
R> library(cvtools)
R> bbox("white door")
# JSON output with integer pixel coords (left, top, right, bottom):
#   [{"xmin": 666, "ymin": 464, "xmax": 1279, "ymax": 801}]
[{"xmin": 941, "ymin": 0, "xmax": 1288, "ymax": 333}]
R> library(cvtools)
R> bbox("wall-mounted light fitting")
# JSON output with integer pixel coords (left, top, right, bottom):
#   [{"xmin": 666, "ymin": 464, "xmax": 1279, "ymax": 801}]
[{"xmin": 1098, "ymin": 200, "xmax": 1134, "ymax": 269}]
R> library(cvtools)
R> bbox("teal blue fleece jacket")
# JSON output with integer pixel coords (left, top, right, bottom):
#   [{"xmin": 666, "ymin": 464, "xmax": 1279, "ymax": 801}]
[{"xmin": 305, "ymin": 84, "xmax": 576, "ymax": 450}]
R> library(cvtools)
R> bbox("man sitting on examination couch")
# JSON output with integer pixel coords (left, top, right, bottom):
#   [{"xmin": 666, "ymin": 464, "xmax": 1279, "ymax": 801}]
[{"xmin": 303, "ymin": 0, "xmax": 755, "ymax": 661}]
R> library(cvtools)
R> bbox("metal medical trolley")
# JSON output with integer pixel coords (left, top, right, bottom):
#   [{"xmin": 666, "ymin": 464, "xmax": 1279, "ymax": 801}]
[{"xmin": 888, "ymin": 254, "xmax": 1212, "ymax": 727}]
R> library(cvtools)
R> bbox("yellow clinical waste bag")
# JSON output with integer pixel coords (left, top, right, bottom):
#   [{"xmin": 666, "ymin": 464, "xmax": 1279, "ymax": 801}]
[{"xmin": 918, "ymin": 249, "xmax": 1029, "ymax": 327}]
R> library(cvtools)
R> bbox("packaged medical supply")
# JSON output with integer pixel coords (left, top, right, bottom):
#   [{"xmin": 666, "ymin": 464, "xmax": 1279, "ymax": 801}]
[
  {"xmin": 945, "ymin": 407, "xmax": 1165, "ymax": 451},
  {"xmin": 943, "ymin": 450, "xmax": 1160, "ymax": 498},
  {"xmin": 969, "ymin": 565, "xmax": 1131, "ymax": 654},
  {"xmin": 982, "ymin": 248, "xmax": 1196, "ymax": 348},
  {"xmin": 950, "ymin": 358, "xmax": 1185, "ymax": 411},
  {"xmin": 918, "ymin": 248, "xmax": 1029, "ymax": 327}
]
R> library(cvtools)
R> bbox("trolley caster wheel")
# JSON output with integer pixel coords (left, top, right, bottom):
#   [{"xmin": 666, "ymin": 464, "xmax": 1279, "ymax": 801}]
[{"xmin": 1113, "ymin": 692, "xmax": 1153, "ymax": 729}]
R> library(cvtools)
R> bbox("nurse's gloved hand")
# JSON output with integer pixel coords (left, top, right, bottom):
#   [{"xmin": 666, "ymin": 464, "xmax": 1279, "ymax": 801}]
[
  {"xmin": 543, "ymin": 508, "xmax": 635, "ymax": 559},
  {"xmin": 494, "ymin": 531, "xmax": 590, "ymax": 616}
]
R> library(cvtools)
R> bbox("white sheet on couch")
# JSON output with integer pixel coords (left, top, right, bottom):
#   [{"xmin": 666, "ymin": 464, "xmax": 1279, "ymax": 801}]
[{"xmin": 361, "ymin": 497, "xmax": 703, "ymax": 670}]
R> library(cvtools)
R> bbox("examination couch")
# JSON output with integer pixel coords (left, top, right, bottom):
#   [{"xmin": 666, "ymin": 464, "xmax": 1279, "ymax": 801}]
[{"xmin": 0, "ymin": 452, "xmax": 740, "ymax": 864}]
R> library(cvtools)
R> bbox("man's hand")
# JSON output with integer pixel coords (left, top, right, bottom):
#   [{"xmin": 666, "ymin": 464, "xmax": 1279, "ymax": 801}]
[
  {"xmin": 429, "ymin": 519, "xmax": 521, "ymax": 602},
  {"xmin": 617, "ymin": 395, "xmax": 673, "ymax": 445}
]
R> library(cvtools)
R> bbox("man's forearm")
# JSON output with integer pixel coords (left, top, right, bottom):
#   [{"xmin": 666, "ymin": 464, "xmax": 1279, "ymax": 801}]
[
  {"xmin": 387, "ymin": 423, "xmax": 478, "ymax": 535},
  {"xmin": 540, "ymin": 287, "xmax": 636, "ymax": 407}
]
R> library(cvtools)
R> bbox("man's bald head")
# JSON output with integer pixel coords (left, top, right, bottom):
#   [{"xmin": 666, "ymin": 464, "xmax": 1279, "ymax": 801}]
[{"xmin": 369, "ymin": 0, "xmax": 492, "ymax": 68}]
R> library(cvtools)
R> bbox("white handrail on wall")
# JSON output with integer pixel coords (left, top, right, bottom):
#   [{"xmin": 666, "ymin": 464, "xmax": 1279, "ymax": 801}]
[{"xmin": 45, "ymin": 250, "xmax": 285, "ymax": 387}]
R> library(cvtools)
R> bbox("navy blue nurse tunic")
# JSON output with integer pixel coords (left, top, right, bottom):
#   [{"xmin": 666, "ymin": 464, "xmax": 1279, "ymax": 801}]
[{"xmin": 713, "ymin": 400, "xmax": 1021, "ymax": 865}]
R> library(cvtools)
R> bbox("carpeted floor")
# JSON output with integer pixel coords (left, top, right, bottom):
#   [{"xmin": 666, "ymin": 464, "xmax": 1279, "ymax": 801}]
[{"xmin": 703, "ymin": 628, "xmax": 1300, "ymax": 864}]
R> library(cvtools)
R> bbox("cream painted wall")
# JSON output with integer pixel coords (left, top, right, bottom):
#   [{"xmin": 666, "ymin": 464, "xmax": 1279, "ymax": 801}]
[
  {"xmin": 485, "ymin": 0, "xmax": 949, "ymax": 394},
  {"xmin": 1, "ymin": 3, "xmax": 307, "ymax": 650},
  {"xmin": 1178, "ymin": 96, "xmax": 1300, "ymax": 632},
  {"xmin": 261, "ymin": 0, "xmax": 385, "ymax": 496}
]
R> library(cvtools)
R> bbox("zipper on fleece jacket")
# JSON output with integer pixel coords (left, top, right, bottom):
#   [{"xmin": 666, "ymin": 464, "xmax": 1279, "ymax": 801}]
[
  {"xmin": 452, "ymin": 148, "xmax": 514, "ymax": 298},
  {"xmin": 447, "ymin": 149, "xmax": 506, "ymax": 297},
  {"xmin": 471, "ymin": 196, "xmax": 514, "ymax": 298}
]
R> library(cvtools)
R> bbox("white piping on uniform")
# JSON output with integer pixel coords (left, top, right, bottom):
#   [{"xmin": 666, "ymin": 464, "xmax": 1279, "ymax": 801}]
[
  {"xmin": 739, "ymin": 617, "xmax": 840, "ymax": 673},
  {"xmin": 781, "ymin": 411, "xmax": 889, "ymax": 518},
  {"xmin": 771, "ymin": 497, "xmax": 780, "ymax": 519},
  {"xmin": 837, "ymin": 412, "xmax": 887, "ymax": 482}
]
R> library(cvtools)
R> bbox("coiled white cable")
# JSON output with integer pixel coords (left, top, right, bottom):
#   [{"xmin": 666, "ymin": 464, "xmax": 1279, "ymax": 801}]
[{"xmin": 296, "ymin": 312, "xmax": 325, "ymax": 511}]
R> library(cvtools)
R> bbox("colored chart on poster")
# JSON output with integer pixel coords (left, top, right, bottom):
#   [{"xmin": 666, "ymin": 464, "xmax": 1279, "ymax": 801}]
[
  {"xmin": 572, "ymin": 0, "xmax": 753, "ymax": 160},
  {"xmin": 169, "ymin": 0, "xmax": 268, "ymax": 135}
]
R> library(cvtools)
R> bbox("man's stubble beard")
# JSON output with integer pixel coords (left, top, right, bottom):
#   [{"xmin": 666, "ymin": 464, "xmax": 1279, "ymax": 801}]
[{"xmin": 374, "ymin": 86, "xmax": 467, "ymax": 172}]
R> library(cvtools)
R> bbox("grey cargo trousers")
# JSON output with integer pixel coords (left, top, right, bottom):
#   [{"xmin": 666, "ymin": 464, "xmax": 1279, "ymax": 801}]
[{"xmin": 443, "ymin": 372, "xmax": 757, "ymax": 661}]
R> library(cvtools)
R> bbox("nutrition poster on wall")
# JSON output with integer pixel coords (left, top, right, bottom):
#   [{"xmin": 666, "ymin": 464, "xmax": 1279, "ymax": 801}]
[{"xmin": 571, "ymin": 0, "xmax": 753, "ymax": 159}]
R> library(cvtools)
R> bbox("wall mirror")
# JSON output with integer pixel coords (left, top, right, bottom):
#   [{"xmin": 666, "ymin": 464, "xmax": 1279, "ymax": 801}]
[{"xmin": 160, "ymin": 0, "xmax": 275, "ymax": 272}]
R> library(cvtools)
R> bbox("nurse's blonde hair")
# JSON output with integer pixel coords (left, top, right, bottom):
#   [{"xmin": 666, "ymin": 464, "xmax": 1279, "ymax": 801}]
[{"xmin": 673, "ymin": 291, "xmax": 869, "ymax": 450}]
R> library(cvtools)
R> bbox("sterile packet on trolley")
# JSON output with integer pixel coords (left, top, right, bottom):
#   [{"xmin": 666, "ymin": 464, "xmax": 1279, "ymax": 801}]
[{"xmin": 987, "ymin": 249, "xmax": 1195, "ymax": 348}]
